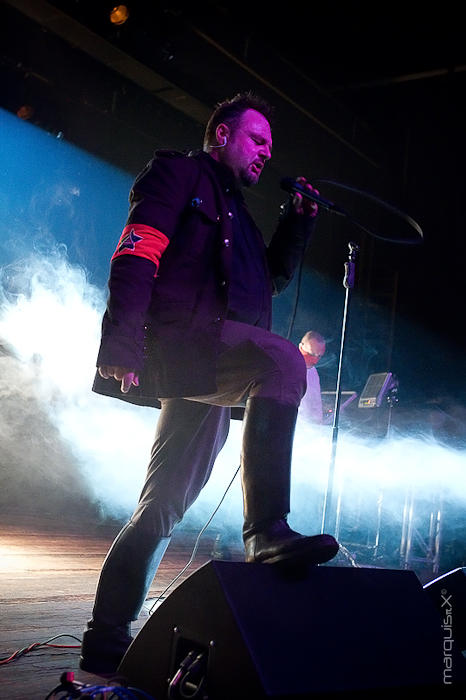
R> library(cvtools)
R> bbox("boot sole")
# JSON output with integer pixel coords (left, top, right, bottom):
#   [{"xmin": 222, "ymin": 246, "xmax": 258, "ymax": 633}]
[
  {"xmin": 256, "ymin": 538, "xmax": 339, "ymax": 566},
  {"xmin": 79, "ymin": 655, "xmax": 124, "ymax": 676}
]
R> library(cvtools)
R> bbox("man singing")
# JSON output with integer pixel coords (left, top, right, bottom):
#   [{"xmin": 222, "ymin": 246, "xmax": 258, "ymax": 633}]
[{"xmin": 80, "ymin": 92, "xmax": 339, "ymax": 674}]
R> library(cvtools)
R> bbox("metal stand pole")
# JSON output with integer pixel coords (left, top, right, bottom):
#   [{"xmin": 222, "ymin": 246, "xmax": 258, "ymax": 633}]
[{"xmin": 321, "ymin": 241, "xmax": 359, "ymax": 535}]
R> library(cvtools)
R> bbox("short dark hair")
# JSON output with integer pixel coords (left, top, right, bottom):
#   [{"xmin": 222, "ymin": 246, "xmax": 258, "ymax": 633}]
[{"xmin": 203, "ymin": 92, "xmax": 274, "ymax": 150}]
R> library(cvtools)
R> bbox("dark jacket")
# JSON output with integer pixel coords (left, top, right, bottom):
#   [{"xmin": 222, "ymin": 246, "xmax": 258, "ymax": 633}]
[{"xmin": 93, "ymin": 150, "xmax": 314, "ymax": 406}]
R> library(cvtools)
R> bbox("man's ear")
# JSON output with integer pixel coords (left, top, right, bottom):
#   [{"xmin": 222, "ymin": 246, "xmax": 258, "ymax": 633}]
[{"xmin": 215, "ymin": 123, "xmax": 230, "ymax": 146}]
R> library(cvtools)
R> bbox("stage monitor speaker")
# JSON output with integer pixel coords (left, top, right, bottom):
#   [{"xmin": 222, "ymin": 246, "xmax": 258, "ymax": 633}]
[
  {"xmin": 424, "ymin": 567, "xmax": 466, "ymax": 652},
  {"xmin": 118, "ymin": 561, "xmax": 466, "ymax": 698}
]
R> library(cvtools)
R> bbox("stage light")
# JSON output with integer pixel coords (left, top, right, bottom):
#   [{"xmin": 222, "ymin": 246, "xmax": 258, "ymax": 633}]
[
  {"xmin": 16, "ymin": 104, "xmax": 34, "ymax": 120},
  {"xmin": 110, "ymin": 5, "xmax": 129, "ymax": 25}
]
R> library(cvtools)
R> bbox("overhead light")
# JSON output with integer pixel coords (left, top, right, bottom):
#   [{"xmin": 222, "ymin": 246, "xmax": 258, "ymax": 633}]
[
  {"xmin": 110, "ymin": 5, "xmax": 130, "ymax": 26},
  {"xmin": 16, "ymin": 104, "xmax": 35, "ymax": 120}
]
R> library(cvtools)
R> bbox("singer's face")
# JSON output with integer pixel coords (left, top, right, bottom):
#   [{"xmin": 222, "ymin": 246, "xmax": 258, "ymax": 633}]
[{"xmin": 220, "ymin": 109, "xmax": 272, "ymax": 187}]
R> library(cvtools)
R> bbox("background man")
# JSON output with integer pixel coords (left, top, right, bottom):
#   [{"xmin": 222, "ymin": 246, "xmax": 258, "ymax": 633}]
[
  {"xmin": 298, "ymin": 330, "xmax": 326, "ymax": 423},
  {"xmin": 80, "ymin": 93, "xmax": 339, "ymax": 674}
]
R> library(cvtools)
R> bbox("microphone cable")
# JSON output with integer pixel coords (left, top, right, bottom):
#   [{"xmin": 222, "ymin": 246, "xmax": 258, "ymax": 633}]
[
  {"xmin": 148, "ymin": 463, "xmax": 240, "ymax": 615},
  {"xmin": 282, "ymin": 176, "xmax": 424, "ymax": 340},
  {"xmin": 285, "ymin": 253, "xmax": 305, "ymax": 341}
]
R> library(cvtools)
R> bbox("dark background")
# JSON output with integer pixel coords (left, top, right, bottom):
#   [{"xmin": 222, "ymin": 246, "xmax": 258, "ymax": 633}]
[{"xmin": 2, "ymin": 0, "xmax": 465, "ymax": 419}]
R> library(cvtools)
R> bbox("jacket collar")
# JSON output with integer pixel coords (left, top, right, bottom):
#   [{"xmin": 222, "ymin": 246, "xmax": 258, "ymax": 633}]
[{"xmin": 193, "ymin": 150, "xmax": 242, "ymax": 198}]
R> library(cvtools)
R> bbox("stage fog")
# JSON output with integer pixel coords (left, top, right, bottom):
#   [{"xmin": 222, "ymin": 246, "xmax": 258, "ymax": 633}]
[{"xmin": 1, "ymin": 109, "xmax": 465, "ymax": 581}]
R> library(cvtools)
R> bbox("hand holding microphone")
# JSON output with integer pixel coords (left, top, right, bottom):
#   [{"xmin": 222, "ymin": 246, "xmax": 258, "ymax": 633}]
[
  {"xmin": 280, "ymin": 176, "xmax": 423, "ymax": 243},
  {"xmin": 289, "ymin": 176, "xmax": 320, "ymax": 218},
  {"xmin": 280, "ymin": 177, "xmax": 346, "ymax": 216}
]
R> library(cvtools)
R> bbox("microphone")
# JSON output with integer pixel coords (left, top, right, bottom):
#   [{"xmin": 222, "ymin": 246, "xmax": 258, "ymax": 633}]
[{"xmin": 280, "ymin": 177, "xmax": 346, "ymax": 215}]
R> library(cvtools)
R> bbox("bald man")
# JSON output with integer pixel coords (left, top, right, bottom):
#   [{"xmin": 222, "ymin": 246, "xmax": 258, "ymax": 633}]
[{"xmin": 298, "ymin": 331, "xmax": 326, "ymax": 423}]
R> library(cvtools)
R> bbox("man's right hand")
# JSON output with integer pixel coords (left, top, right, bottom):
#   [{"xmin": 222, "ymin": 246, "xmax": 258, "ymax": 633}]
[{"xmin": 98, "ymin": 365, "xmax": 139, "ymax": 394}]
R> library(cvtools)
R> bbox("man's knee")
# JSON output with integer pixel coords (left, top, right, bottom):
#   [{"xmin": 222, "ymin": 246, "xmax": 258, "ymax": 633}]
[
  {"xmin": 277, "ymin": 341, "xmax": 307, "ymax": 397},
  {"xmin": 252, "ymin": 338, "xmax": 307, "ymax": 405},
  {"xmin": 131, "ymin": 501, "xmax": 180, "ymax": 538}
]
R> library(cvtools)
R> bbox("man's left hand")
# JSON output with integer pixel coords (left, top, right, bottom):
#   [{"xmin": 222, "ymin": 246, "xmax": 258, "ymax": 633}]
[{"xmin": 291, "ymin": 176, "xmax": 319, "ymax": 218}]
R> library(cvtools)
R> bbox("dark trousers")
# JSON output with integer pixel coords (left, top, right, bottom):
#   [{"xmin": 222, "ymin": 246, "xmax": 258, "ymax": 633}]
[{"xmin": 92, "ymin": 320, "xmax": 307, "ymax": 627}]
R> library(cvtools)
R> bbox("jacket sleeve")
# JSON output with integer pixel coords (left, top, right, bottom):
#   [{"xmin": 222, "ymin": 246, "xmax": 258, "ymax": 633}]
[
  {"xmin": 266, "ymin": 199, "xmax": 317, "ymax": 295},
  {"xmin": 96, "ymin": 256, "xmax": 156, "ymax": 371},
  {"xmin": 96, "ymin": 152, "xmax": 199, "ymax": 370}
]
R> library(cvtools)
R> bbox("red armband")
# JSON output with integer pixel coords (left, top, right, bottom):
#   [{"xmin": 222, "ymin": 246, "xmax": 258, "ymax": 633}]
[{"xmin": 111, "ymin": 224, "xmax": 169, "ymax": 274}]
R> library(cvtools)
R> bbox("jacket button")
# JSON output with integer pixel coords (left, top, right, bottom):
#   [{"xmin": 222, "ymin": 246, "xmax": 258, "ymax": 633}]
[
  {"xmin": 191, "ymin": 197, "xmax": 202, "ymax": 208},
  {"xmin": 220, "ymin": 280, "xmax": 227, "ymax": 287},
  {"xmin": 216, "ymin": 214, "xmax": 221, "ymax": 221},
  {"xmin": 227, "ymin": 211, "xmax": 234, "ymax": 219},
  {"xmin": 223, "ymin": 238, "xmax": 230, "ymax": 247}
]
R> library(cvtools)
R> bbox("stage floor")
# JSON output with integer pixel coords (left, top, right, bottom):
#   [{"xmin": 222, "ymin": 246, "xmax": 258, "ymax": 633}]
[
  {"xmin": 0, "ymin": 517, "xmax": 231, "ymax": 699},
  {"xmin": 0, "ymin": 516, "xmax": 460, "ymax": 698}
]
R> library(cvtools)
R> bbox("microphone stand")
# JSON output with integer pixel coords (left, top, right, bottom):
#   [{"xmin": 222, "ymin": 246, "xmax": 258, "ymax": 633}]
[
  {"xmin": 280, "ymin": 176, "xmax": 422, "ymax": 538},
  {"xmin": 280, "ymin": 177, "xmax": 420, "ymax": 536},
  {"xmin": 321, "ymin": 241, "xmax": 359, "ymax": 535}
]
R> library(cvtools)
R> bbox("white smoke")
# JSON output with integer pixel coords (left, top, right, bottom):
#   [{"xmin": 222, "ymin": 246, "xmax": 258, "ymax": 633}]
[
  {"xmin": 0, "ymin": 254, "xmax": 465, "ymax": 573},
  {"xmin": 0, "ymin": 253, "xmax": 244, "ymax": 523}
]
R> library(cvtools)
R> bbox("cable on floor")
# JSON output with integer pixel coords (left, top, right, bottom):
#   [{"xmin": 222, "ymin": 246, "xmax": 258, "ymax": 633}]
[{"xmin": 0, "ymin": 634, "xmax": 82, "ymax": 666}]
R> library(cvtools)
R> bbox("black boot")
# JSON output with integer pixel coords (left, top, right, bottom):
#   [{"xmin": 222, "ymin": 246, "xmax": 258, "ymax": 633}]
[
  {"xmin": 241, "ymin": 397, "xmax": 339, "ymax": 565},
  {"xmin": 80, "ymin": 522, "xmax": 170, "ymax": 675},
  {"xmin": 80, "ymin": 620, "xmax": 133, "ymax": 676}
]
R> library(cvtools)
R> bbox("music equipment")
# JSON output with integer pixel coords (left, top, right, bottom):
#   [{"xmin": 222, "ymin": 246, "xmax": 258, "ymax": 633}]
[
  {"xmin": 358, "ymin": 372, "xmax": 398, "ymax": 408},
  {"xmin": 119, "ymin": 561, "xmax": 465, "ymax": 698}
]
